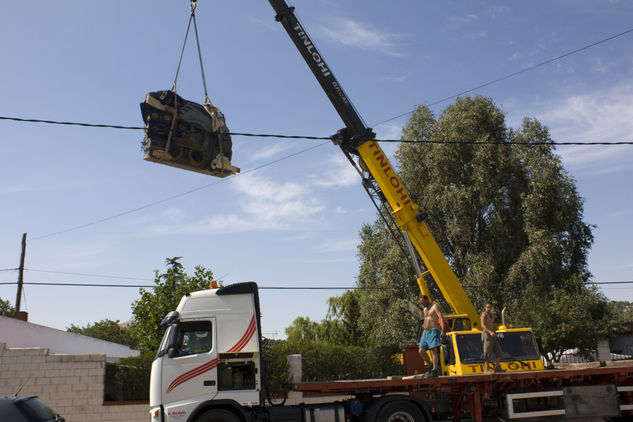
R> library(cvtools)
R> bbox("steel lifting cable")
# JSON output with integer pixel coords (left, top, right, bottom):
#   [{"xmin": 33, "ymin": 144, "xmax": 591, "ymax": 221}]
[{"xmin": 166, "ymin": 0, "xmax": 214, "ymax": 156}]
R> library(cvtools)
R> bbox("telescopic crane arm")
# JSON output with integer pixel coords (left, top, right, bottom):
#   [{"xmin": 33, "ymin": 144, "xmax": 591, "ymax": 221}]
[{"xmin": 269, "ymin": 0, "xmax": 479, "ymax": 328}]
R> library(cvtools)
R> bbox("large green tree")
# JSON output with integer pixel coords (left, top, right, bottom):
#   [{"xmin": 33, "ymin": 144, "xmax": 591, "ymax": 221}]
[
  {"xmin": 355, "ymin": 96, "xmax": 607, "ymax": 360},
  {"xmin": 130, "ymin": 257, "xmax": 214, "ymax": 353},
  {"xmin": 67, "ymin": 319, "xmax": 138, "ymax": 348}
]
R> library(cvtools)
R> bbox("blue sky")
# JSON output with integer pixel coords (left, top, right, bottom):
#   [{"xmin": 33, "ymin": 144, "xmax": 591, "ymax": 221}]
[{"xmin": 1, "ymin": 1, "xmax": 632, "ymax": 339}]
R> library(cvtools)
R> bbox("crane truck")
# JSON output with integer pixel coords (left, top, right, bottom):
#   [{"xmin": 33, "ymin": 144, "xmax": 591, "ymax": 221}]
[{"xmin": 148, "ymin": 1, "xmax": 633, "ymax": 421}]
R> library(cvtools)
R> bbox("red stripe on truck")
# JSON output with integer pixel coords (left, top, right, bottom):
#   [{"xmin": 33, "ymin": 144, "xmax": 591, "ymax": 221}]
[
  {"xmin": 166, "ymin": 358, "xmax": 219, "ymax": 393},
  {"xmin": 227, "ymin": 315, "xmax": 256, "ymax": 353}
]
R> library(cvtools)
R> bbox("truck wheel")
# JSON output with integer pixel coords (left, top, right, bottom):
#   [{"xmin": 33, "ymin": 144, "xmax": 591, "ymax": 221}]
[
  {"xmin": 376, "ymin": 401, "xmax": 425, "ymax": 422},
  {"xmin": 195, "ymin": 409, "xmax": 241, "ymax": 422}
]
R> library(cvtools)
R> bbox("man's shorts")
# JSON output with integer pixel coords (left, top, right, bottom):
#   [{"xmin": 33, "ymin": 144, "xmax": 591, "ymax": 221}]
[
  {"xmin": 419, "ymin": 329, "xmax": 441, "ymax": 350},
  {"xmin": 482, "ymin": 331, "xmax": 503, "ymax": 360}
]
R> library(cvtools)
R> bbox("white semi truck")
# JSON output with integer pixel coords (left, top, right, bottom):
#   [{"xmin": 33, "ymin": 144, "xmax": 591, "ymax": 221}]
[{"xmin": 149, "ymin": 282, "xmax": 437, "ymax": 422}]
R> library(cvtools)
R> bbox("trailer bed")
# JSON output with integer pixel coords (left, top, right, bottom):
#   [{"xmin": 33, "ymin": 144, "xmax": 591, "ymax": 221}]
[{"xmin": 290, "ymin": 364, "xmax": 633, "ymax": 421}]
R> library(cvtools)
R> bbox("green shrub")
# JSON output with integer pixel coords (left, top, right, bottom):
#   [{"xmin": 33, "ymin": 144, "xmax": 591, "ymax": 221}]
[
  {"xmin": 105, "ymin": 352, "xmax": 154, "ymax": 402},
  {"xmin": 262, "ymin": 340, "xmax": 403, "ymax": 397}
]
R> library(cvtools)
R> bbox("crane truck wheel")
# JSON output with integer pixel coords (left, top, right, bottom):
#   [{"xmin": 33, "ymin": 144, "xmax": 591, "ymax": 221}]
[
  {"xmin": 376, "ymin": 400, "xmax": 426, "ymax": 422},
  {"xmin": 195, "ymin": 408, "xmax": 241, "ymax": 422}
]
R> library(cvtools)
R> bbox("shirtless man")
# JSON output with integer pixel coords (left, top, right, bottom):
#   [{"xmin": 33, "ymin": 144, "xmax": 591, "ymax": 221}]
[
  {"xmin": 418, "ymin": 295, "xmax": 444, "ymax": 378},
  {"xmin": 481, "ymin": 302, "xmax": 505, "ymax": 373}
]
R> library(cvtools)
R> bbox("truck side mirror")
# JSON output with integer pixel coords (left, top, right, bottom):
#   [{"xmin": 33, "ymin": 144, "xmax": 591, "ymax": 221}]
[
  {"xmin": 161, "ymin": 311, "xmax": 180, "ymax": 327},
  {"xmin": 167, "ymin": 347, "xmax": 179, "ymax": 359}
]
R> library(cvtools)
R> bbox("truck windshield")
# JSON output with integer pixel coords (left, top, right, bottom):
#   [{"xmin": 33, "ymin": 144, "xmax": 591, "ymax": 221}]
[{"xmin": 456, "ymin": 332, "xmax": 540, "ymax": 363}]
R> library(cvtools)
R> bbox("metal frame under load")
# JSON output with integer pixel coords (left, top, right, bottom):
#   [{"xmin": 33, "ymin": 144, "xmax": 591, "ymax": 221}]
[{"xmin": 268, "ymin": 0, "xmax": 479, "ymax": 326}]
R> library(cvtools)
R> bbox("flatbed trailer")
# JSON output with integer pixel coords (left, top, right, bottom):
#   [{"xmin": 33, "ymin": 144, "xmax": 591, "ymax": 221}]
[{"xmin": 291, "ymin": 365, "xmax": 633, "ymax": 421}]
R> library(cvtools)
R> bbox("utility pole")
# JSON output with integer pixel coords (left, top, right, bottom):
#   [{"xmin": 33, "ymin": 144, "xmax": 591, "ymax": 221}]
[{"xmin": 14, "ymin": 233, "xmax": 27, "ymax": 321}]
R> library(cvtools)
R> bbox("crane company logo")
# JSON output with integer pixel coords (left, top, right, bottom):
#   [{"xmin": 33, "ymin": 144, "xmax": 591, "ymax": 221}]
[
  {"xmin": 467, "ymin": 361, "xmax": 539, "ymax": 373},
  {"xmin": 366, "ymin": 142, "xmax": 411, "ymax": 207},
  {"xmin": 293, "ymin": 24, "xmax": 331, "ymax": 77}
]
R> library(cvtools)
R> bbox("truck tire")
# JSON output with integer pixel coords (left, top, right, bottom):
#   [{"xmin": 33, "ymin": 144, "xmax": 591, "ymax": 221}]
[
  {"xmin": 195, "ymin": 408, "xmax": 241, "ymax": 422},
  {"xmin": 376, "ymin": 401, "xmax": 426, "ymax": 422}
]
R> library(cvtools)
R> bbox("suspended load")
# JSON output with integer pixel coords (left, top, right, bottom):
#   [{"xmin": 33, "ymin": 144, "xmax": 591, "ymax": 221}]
[{"xmin": 140, "ymin": 90, "xmax": 239, "ymax": 177}]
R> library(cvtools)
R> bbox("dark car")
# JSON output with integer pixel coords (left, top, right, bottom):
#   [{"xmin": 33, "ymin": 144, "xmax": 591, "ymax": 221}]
[{"xmin": 0, "ymin": 396, "xmax": 64, "ymax": 422}]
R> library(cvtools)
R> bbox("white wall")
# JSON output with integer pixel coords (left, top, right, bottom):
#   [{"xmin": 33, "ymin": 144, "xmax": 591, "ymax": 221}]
[
  {"xmin": 0, "ymin": 343, "xmax": 147, "ymax": 422},
  {"xmin": 0, "ymin": 315, "xmax": 138, "ymax": 360}
]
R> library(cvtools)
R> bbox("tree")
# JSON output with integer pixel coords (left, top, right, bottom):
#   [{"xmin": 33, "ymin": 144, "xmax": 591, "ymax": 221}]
[
  {"xmin": 325, "ymin": 290, "xmax": 367, "ymax": 345},
  {"xmin": 285, "ymin": 291, "xmax": 370, "ymax": 346},
  {"xmin": 606, "ymin": 300, "xmax": 633, "ymax": 336},
  {"xmin": 516, "ymin": 275, "xmax": 610, "ymax": 366},
  {"xmin": 130, "ymin": 257, "xmax": 214, "ymax": 353},
  {"xmin": 356, "ymin": 96, "xmax": 606, "ymax": 359},
  {"xmin": 67, "ymin": 319, "xmax": 138, "ymax": 348},
  {"xmin": 0, "ymin": 297, "xmax": 14, "ymax": 317},
  {"xmin": 355, "ymin": 221, "xmax": 421, "ymax": 346}
]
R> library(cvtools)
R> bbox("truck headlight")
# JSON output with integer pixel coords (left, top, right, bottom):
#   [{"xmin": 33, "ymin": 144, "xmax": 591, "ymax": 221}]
[{"xmin": 149, "ymin": 406, "xmax": 162, "ymax": 422}]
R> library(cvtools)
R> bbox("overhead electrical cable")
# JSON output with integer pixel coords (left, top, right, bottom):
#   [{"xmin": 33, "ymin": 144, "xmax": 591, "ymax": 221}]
[
  {"xmin": 4, "ymin": 27, "xmax": 633, "ymax": 240},
  {"xmin": 379, "ymin": 139, "xmax": 633, "ymax": 146},
  {"xmin": 0, "ymin": 116, "xmax": 630, "ymax": 146},
  {"xmin": 31, "ymin": 141, "xmax": 328, "ymax": 241},
  {"xmin": 24, "ymin": 268, "xmax": 153, "ymax": 281},
  {"xmin": 0, "ymin": 281, "xmax": 630, "ymax": 288},
  {"xmin": 372, "ymin": 26, "xmax": 633, "ymax": 127},
  {"xmin": 2, "ymin": 26, "xmax": 632, "ymax": 138},
  {"xmin": 0, "ymin": 116, "xmax": 143, "ymax": 130}
]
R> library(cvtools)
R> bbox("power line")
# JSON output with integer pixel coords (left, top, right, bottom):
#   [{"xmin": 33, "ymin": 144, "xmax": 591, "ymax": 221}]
[
  {"xmin": 24, "ymin": 269, "xmax": 153, "ymax": 281},
  {"xmin": 0, "ymin": 116, "xmax": 332, "ymax": 141},
  {"xmin": 379, "ymin": 139, "xmax": 633, "ymax": 146},
  {"xmin": 373, "ymin": 26, "xmax": 633, "ymax": 127},
  {"xmin": 2, "ymin": 26, "xmax": 632, "ymax": 140},
  {"xmin": 0, "ymin": 281, "xmax": 365, "ymax": 289},
  {"xmin": 0, "ymin": 116, "xmax": 143, "ymax": 130},
  {"xmin": 2, "ymin": 115, "xmax": 631, "ymax": 146},
  {"xmin": 0, "ymin": 281, "xmax": 154, "ymax": 288},
  {"xmin": 0, "ymin": 281, "xmax": 630, "ymax": 288},
  {"xmin": 31, "ymin": 141, "xmax": 328, "ymax": 241}
]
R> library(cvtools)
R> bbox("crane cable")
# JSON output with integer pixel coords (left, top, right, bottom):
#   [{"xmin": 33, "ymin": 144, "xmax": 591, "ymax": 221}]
[
  {"xmin": 164, "ymin": 0, "xmax": 214, "ymax": 157},
  {"xmin": 169, "ymin": 0, "xmax": 229, "ymax": 171}
]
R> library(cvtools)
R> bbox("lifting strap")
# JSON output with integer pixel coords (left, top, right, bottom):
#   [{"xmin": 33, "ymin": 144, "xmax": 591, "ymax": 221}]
[{"xmin": 168, "ymin": 0, "xmax": 227, "ymax": 172}]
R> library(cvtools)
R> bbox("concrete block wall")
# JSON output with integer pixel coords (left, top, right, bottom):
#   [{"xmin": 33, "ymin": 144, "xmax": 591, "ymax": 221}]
[{"xmin": 0, "ymin": 343, "xmax": 147, "ymax": 422}]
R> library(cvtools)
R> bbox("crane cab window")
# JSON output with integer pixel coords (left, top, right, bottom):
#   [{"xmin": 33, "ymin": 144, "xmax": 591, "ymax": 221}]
[{"xmin": 456, "ymin": 332, "xmax": 540, "ymax": 363}]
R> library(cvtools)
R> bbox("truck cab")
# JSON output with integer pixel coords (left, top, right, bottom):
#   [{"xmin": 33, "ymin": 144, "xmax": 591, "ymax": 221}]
[{"xmin": 150, "ymin": 283, "xmax": 263, "ymax": 422}]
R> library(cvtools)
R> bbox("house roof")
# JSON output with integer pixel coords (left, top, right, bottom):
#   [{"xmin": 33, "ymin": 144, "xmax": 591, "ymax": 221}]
[{"xmin": 0, "ymin": 315, "xmax": 139, "ymax": 360}]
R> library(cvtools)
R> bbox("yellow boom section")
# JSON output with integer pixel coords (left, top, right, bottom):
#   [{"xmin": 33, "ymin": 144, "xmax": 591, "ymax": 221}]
[{"xmin": 357, "ymin": 140, "xmax": 479, "ymax": 327}]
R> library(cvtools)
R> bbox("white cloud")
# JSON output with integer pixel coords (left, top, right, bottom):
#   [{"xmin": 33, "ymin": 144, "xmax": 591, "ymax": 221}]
[
  {"xmin": 446, "ymin": 13, "xmax": 478, "ymax": 26},
  {"xmin": 375, "ymin": 122, "xmax": 403, "ymax": 141},
  {"xmin": 308, "ymin": 154, "xmax": 359, "ymax": 188},
  {"xmin": 315, "ymin": 17, "xmax": 405, "ymax": 57},
  {"xmin": 144, "ymin": 173, "xmax": 325, "ymax": 235},
  {"xmin": 165, "ymin": 208, "xmax": 182, "ymax": 218},
  {"xmin": 335, "ymin": 206, "xmax": 348, "ymax": 214},
  {"xmin": 380, "ymin": 74, "xmax": 407, "ymax": 83},
  {"xmin": 248, "ymin": 142, "xmax": 292, "ymax": 162},
  {"xmin": 318, "ymin": 238, "xmax": 358, "ymax": 253},
  {"xmin": 513, "ymin": 82, "xmax": 633, "ymax": 174}
]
